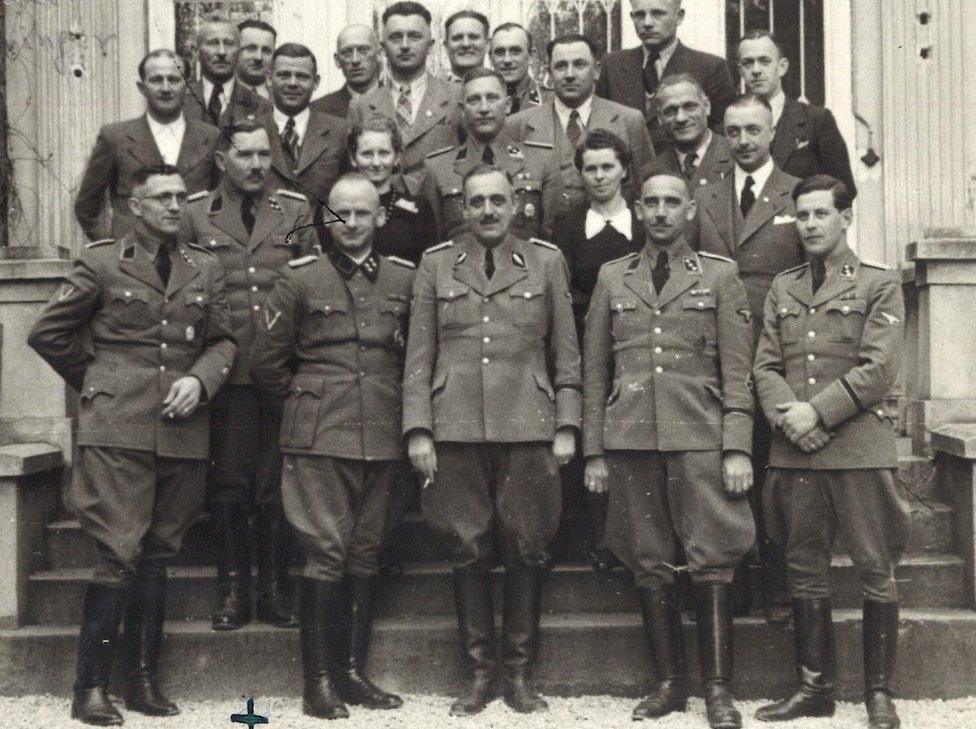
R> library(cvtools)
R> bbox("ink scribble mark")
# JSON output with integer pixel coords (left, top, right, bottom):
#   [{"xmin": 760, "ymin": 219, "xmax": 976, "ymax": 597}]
[{"xmin": 230, "ymin": 697, "xmax": 269, "ymax": 727}]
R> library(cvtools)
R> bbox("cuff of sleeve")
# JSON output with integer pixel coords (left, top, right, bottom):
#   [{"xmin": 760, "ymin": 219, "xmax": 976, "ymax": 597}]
[
  {"xmin": 582, "ymin": 437, "xmax": 604, "ymax": 459},
  {"xmin": 401, "ymin": 398, "xmax": 433, "ymax": 438},
  {"xmin": 188, "ymin": 367, "xmax": 222, "ymax": 403},
  {"xmin": 809, "ymin": 380, "xmax": 861, "ymax": 430},
  {"xmin": 722, "ymin": 410, "xmax": 753, "ymax": 454},
  {"xmin": 756, "ymin": 376, "xmax": 798, "ymax": 424},
  {"xmin": 556, "ymin": 387, "xmax": 582, "ymax": 431}
]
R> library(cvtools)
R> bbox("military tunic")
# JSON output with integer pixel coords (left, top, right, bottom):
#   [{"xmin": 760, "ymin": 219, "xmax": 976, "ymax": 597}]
[
  {"xmin": 582, "ymin": 241, "xmax": 756, "ymax": 586},
  {"xmin": 251, "ymin": 249, "xmax": 415, "ymax": 581},
  {"xmin": 420, "ymin": 136, "xmax": 558, "ymax": 244},
  {"xmin": 402, "ymin": 233, "xmax": 581, "ymax": 567},
  {"xmin": 182, "ymin": 185, "xmax": 316, "ymax": 511},
  {"xmin": 754, "ymin": 249, "xmax": 911, "ymax": 602},
  {"xmin": 27, "ymin": 235, "xmax": 237, "ymax": 583}
]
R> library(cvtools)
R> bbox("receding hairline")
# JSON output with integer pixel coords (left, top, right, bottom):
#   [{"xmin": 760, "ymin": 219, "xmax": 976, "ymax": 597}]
[
  {"xmin": 197, "ymin": 17, "xmax": 239, "ymax": 41},
  {"xmin": 328, "ymin": 174, "xmax": 381, "ymax": 206},
  {"xmin": 337, "ymin": 24, "xmax": 378, "ymax": 48}
]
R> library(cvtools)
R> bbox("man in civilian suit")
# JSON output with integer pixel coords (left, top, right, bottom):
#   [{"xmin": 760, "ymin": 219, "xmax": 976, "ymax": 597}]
[
  {"xmin": 691, "ymin": 93, "xmax": 803, "ymax": 622},
  {"xmin": 311, "ymin": 24, "xmax": 383, "ymax": 118},
  {"xmin": 738, "ymin": 30, "xmax": 857, "ymax": 197},
  {"xmin": 507, "ymin": 34, "xmax": 655, "ymax": 216},
  {"xmin": 263, "ymin": 44, "xmax": 348, "ymax": 208},
  {"xmin": 596, "ymin": 0, "xmax": 736, "ymax": 150},
  {"xmin": 235, "ymin": 19, "xmax": 277, "ymax": 101},
  {"xmin": 74, "ymin": 49, "xmax": 219, "ymax": 241},
  {"xmin": 654, "ymin": 73, "xmax": 733, "ymax": 191},
  {"xmin": 184, "ymin": 16, "xmax": 271, "ymax": 127},
  {"xmin": 348, "ymin": 2, "xmax": 461, "ymax": 196}
]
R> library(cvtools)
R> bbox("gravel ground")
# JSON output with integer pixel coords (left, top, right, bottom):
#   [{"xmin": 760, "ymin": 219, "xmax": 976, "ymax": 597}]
[{"xmin": 2, "ymin": 695, "xmax": 976, "ymax": 728}]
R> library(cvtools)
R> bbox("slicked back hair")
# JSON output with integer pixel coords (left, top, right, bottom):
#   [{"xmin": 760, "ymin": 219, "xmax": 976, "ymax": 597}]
[
  {"xmin": 132, "ymin": 164, "xmax": 183, "ymax": 189},
  {"xmin": 462, "ymin": 66, "xmax": 506, "ymax": 91},
  {"xmin": 639, "ymin": 164, "xmax": 690, "ymax": 198},
  {"xmin": 792, "ymin": 174, "xmax": 854, "ymax": 212},
  {"xmin": 725, "ymin": 92, "xmax": 773, "ymax": 116},
  {"xmin": 462, "ymin": 164, "xmax": 515, "ymax": 196},
  {"xmin": 492, "ymin": 22, "xmax": 533, "ymax": 52},
  {"xmin": 272, "ymin": 42, "xmax": 318, "ymax": 75},
  {"xmin": 138, "ymin": 48, "xmax": 182, "ymax": 81},
  {"xmin": 238, "ymin": 18, "xmax": 277, "ymax": 39},
  {"xmin": 546, "ymin": 33, "xmax": 601, "ymax": 63},
  {"xmin": 382, "ymin": 1, "xmax": 432, "ymax": 27},
  {"xmin": 739, "ymin": 29, "xmax": 787, "ymax": 59},
  {"xmin": 445, "ymin": 9, "xmax": 489, "ymax": 37}
]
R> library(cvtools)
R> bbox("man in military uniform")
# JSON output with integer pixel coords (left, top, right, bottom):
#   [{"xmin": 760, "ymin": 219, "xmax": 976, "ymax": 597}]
[
  {"xmin": 583, "ymin": 168, "xmax": 755, "ymax": 729},
  {"xmin": 421, "ymin": 68, "xmax": 557, "ymax": 242},
  {"xmin": 489, "ymin": 23, "xmax": 548, "ymax": 114},
  {"xmin": 182, "ymin": 121, "xmax": 317, "ymax": 632},
  {"xmin": 754, "ymin": 175, "xmax": 909, "ymax": 729},
  {"xmin": 28, "ymin": 165, "xmax": 236, "ymax": 726},
  {"xmin": 404, "ymin": 165, "xmax": 580, "ymax": 716},
  {"xmin": 251, "ymin": 174, "xmax": 414, "ymax": 719}
]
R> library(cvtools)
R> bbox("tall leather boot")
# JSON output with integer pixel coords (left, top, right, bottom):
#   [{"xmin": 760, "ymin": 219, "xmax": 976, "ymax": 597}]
[
  {"xmin": 211, "ymin": 502, "xmax": 251, "ymax": 630},
  {"xmin": 299, "ymin": 577, "xmax": 349, "ymax": 719},
  {"xmin": 71, "ymin": 583, "xmax": 128, "ymax": 726},
  {"xmin": 501, "ymin": 561, "xmax": 548, "ymax": 714},
  {"xmin": 123, "ymin": 563, "xmax": 179, "ymax": 716},
  {"xmin": 633, "ymin": 584, "xmax": 688, "ymax": 719},
  {"xmin": 333, "ymin": 575, "xmax": 402, "ymax": 709},
  {"xmin": 255, "ymin": 507, "xmax": 299, "ymax": 628},
  {"xmin": 755, "ymin": 598, "xmax": 835, "ymax": 721},
  {"xmin": 450, "ymin": 567, "xmax": 497, "ymax": 716},
  {"xmin": 694, "ymin": 582, "xmax": 742, "ymax": 729},
  {"xmin": 864, "ymin": 600, "xmax": 900, "ymax": 729}
]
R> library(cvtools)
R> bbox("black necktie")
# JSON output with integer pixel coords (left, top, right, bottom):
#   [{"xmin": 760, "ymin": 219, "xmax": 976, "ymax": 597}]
[
  {"xmin": 811, "ymin": 259, "xmax": 826, "ymax": 293},
  {"xmin": 566, "ymin": 109, "xmax": 583, "ymax": 148},
  {"xmin": 282, "ymin": 116, "xmax": 299, "ymax": 165},
  {"xmin": 482, "ymin": 145, "xmax": 495, "ymax": 165},
  {"xmin": 207, "ymin": 82, "xmax": 223, "ymax": 125},
  {"xmin": 652, "ymin": 250, "xmax": 669, "ymax": 295},
  {"xmin": 683, "ymin": 151, "xmax": 699, "ymax": 180},
  {"xmin": 740, "ymin": 175, "xmax": 756, "ymax": 218},
  {"xmin": 155, "ymin": 245, "xmax": 172, "ymax": 287},
  {"xmin": 241, "ymin": 195, "xmax": 256, "ymax": 236},
  {"xmin": 507, "ymin": 84, "xmax": 521, "ymax": 115},
  {"xmin": 642, "ymin": 51, "xmax": 661, "ymax": 95},
  {"xmin": 484, "ymin": 247, "xmax": 495, "ymax": 279}
]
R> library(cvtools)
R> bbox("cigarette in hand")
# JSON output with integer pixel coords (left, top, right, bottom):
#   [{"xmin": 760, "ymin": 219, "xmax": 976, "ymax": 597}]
[{"xmin": 422, "ymin": 476, "xmax": 431, "ymax": 489}]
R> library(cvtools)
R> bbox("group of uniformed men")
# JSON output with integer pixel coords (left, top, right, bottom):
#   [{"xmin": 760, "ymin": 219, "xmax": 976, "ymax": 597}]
[{"xmin": 26, "ymin": 2, "xmax": 907, "ymax": 729}]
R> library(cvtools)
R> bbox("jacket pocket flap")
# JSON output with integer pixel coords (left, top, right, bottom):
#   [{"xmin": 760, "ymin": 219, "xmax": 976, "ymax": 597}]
[
  {"xmin": 80, "ymin": 378, "xmax": 117, "ymax": 401},
  {"xmin": 380, "ymin": 299, "xmax": 407, "ymax": 315},
  {"xmin": 510, "ymin": 283, "xmax": 545, "ymax": 299},
  {"xmin": 533, "ymin": 371, "xmax": 555, "ymax": 401},
  {"xmin": 610, "ymin": 296, "xmax": 638, "ymax": 312},
  {"xmin": 514, "ymin": 178, "xmax": 539, "ymax": 192},
  {"xmin": 287, "ymin": 374, "xmax": 324, "ymax": 398},
  {"xmin": 825, "ymin": 299, "xmax": 867, "ymax": 315},
  {"xmin": 437, "ymin": 285, "xmax": 470, "ymax": 301},
  {"xmin": 777, "ymin": 303, "xmax": 803, "ymax": 318},
  {"xmin": 682, "ymin": 293, "xmax": 717, "ymax": 310},
  {"xmin": 108, "ymin": 287, "xmax": 151, "ymax": 304},
  {"xmin": 431, "ymin": 370, "xmax": 449, "ymax": 394},
  {"xmin": 202, "ymin": 237, "xmax": 231, "ymax": 249},
  {"xmin": 309, "ymin": 298, "xmax": 348, "ymax": 315},
  {"xmin": 184, "ymin": 290, "xmax": 209, "ymax": 307}
]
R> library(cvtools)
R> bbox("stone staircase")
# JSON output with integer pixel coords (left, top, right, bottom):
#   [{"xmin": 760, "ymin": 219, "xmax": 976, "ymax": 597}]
[{"xmin": 3, "ymin": 446, "xmax": 976, "ymax": 702}]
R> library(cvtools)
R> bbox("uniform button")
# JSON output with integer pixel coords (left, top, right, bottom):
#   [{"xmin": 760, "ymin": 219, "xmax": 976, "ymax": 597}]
[
  {"xmin": 809, "ymin": 308, "xmax": 816, "ymax": 315},
  {"xmin": 359, "ymin": 297, "xmax": 366, "ymax": 303},
  {"xmin": 359, "ymin": 345, "xmax": 367, "ymax": 352},
  {"xmin": 654, "ymin": 366, "xmax": 663, "ymax": 373},
  {"xmin": 483, "ymin": 336, "xmax": 490, "ymax": 343},
  {"xmin": 159, "ymin": 365, "xmax": 166, "ymax": 372},
  {"xmin": 697, "ymin": 301, "xmax": 705, "ymax": 308},
  {"xmin": 616, "ymin": 303, "xmax": 624, "ymax": 310},
  {"xmin": 360, "ymin": 322, "xmax": 368, "ymax": 328},
  {"xmin": 653, "ymin": 327, "xmax": 662, "ymax": 334},
  {"xmin": 842, "ymin": 305, "xmax": 850, "ymax": 313},
  {"xmin": 210, "ymin": 239, "xmax": 217, "ymax": 247},
  {"xmin": 482, "ymin": 357, "xmax": 489, "ymax": 364},
  {"xmin": 248, "ymin": 267, "xmax": 256, "ymax": 274},
  {"xmin": 448, "ymin": 290, "xmax": 455, "ymax": 297},
  {"xmin": 161, "ymin": 319, "xmax": 168, "ymax": 326},
  {"xmin": 807, "ymin": 353, "xmax": 815, "ymax": 361},
  {"xmin": 160, "ymin": 343, "xmax": 167, "ymax": 349},
  {"xmin": 483, "ymin": 297, "xmax": 490, "ymax": 303},
  {"xmin": 253, "ymin": 305, "xmax": 260, "ymax": 311},
  {"xmin": 124, "ymin": 290, "xmax": 132, "ymax": 297},
  {"xmin": 251, "ymin": 286, "xmax": 258, "ymax": 293},
  {"xmin": 807, "ymin": 331, "xmax": 816, "ymax": 338},
  {"xmin": 654, "ymin": 346, "xmax": 662, "ymax": 354},
  {"xmin": 781, "ymin": 307, "xmax": 788, "ymax": 315},
  {"xmin": 654, "ymin": 309, "xmax": 661, "ymax": 316},
  {"xmin": 359, "ymin": 371, "xmax": 366, "ymax": 377},
  {"xmin": 523, "ymin": 292, "xmax": 532, "ymax": 299},
  {"xmin": 808, "ymin": 377, "xmax": 817, "ymax": 385},
  {"xmin": 482, "ymin": 316, "xmax": 490, "ymax": 323}
]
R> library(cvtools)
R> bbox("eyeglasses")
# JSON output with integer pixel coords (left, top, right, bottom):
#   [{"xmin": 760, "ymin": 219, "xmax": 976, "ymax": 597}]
[{"xmin": 138, "ymin": 192, "xmax": 189, "ymax": 206}]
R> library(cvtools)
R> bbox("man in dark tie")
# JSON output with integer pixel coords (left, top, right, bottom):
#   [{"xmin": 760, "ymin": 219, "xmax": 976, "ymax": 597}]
[
  {"xmin": 264, "ymin": 43, "xmax": 348, "ymax": 208},
  {"xmin": 489, "ymin": 23, "xmax": 549, "ymax": 114},
  {"xmin": 596, "ymin": 0, "xmax": 736, "ymax": 151},
  {"xmin": 311, "ymin": 24, "xmax": 383, "ymax": 118},
  {"xmin": 737, "ymin": 30, "xmax": 857, "ymax": 197}
]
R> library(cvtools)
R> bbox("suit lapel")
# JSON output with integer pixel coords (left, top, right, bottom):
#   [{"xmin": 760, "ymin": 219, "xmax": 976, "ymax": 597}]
[
  {"xmin": 655, "ymin": 248, "xmax": 699, "ymax": 308},
  {"xmin": 294, "ymin": 112, "xmax": 335, "ymax": 174},
  {"xmin": 119, "ymin": 237, "xmax": 165, "ymax": 293},
  {"xmin": 740, "ymin": 167, "xmax": 793, "ymax": 246},
  {"xmin": 452, "ymin": 240, "xmax": 489, "ymax": 296},
  {"xmin": 622, "ymin": 47, "xmax": 646, "ymax": 110},
  {"xmin": 210, "ymin": 193, "xmax": 249, "ymax": 245},
  {"xmin": 702, "ymin": 179, "xmax": 737, "ymax": 257},
  {"xmin": 772, "ymin": 97, "xmax": 807, "ymax": 167},
  {"xmin": 588, "ymin": 98, "xmax": 620, "ymax": 134},
  {"xmin": 810, "ymin": 252, "xmax": 859, "ymax": 307},
  {"xmin": 125, "ymin": 117, "xmax": 163, "ymax": 168},
  {"xmin": 786, "ymin": 266, "xmax": 814, "ymax": 307},
  {"xmin": 407, "ymin": 79, "xmax": 451, "ymax": 145},
  {"xmin": 524, "ymin": 103, "xmax": 557, "ymax": 146},
  {"xmin": 700, "ymin": 134, "xmax": 733, "ymax": 179},
  {"xmin": 175, "ymin": 121, "xmax": 211, "ymax": 173},
  {"xmin": 165, "ymin": 246, "xmax": 201, "ymax": 298}
]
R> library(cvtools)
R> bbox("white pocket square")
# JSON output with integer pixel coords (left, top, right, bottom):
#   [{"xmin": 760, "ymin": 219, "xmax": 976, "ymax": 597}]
[
  {"xmin": 795, "ymin": 139, "xmax": 809, "ymax": 149},
  {"xmin": 774, "ymin": 214, "xmax": 796, "ymax": 225}
]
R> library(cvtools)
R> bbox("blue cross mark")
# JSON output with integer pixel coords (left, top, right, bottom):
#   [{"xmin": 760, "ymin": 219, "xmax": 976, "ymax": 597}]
[{"xmin": 231, "ymin": 698, "xmax": 269, "ymax": 727}]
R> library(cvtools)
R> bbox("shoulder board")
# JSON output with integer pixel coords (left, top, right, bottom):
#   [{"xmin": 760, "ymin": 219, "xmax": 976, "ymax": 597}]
[
  {"xmin": 861, "ymin": 259, "xmax": 889, "ymax": 270},
  {"xmin": 186, "ymin": 190, "xmax": 210, "ymax": 202},
  {"xmin": 276, "ymin": 189, "xmax": 307, "ymax": 202},
  {"xmin": 529, "ymin": 237, "xmax": 558, "ymax": 251},
  {"xmin": 522, "ymin": 140, "xmax": 554, "ymax": 150},
  {"xmin": 698, "ymin": 251, "xmax": 734, "ymax": 263},
  {"xmin": 385, "ymin": 255, "xmax": 416, "ymax": 269},
  {"xmin": 85, "ymin": 238, "xmax": 115, "ymax": 249},
  {"xmin": 775, "ymin": 262, "xmax": 810, "ymax": 278},
  {"xmin": 288, "ymin": 254, "xmax": 319, "ymax": 268},
  {"xmin": 425, "ymin": 145, "xmax": 456, "ymax": 159},
  {"xmin": 601, "ymin": 252, "xmax": 640, "ymax": 268},
  {"xmin": 186, "ymin": 242, "xmax": 216, "ymax": 256},
  {"xmin": 424, "ymin": 240, "xmax": 454, "ymax": 254}
]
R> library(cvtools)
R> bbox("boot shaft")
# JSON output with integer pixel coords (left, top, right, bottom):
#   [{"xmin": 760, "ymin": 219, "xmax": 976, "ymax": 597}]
[
  {"xmin": 452, "ymin": 568, "xmax": 496, "ymax": 676},
  {"xmin": 75, "ymin": 583, "xmax": 129, "ymax": 690},
  {"xmin": 693, "ymin": 582, "xmax": 734, "ymax": 684},
  {"xmin": 863, "ymin": 600, "xmax": 899, "ymax": 694},
  {"xmin": 636, "ymin": 584, "xmax": 687, "ymax": 681},
  {"xmin": 792, "ymin": 598, "xmax": 835, "ymax": 694},
  {"xmin": 501, "ymin": 562, "xmax": 544, "ymax": 677}
]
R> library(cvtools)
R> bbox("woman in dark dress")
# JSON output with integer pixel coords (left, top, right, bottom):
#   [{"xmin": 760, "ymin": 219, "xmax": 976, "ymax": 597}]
[
  {"xmin": 317, "ymin": 116, "xmax": 437, "ymax": 263},
  {"xmin": 551, "ymin": 129, "xmax": 644, "ymax": 572}
]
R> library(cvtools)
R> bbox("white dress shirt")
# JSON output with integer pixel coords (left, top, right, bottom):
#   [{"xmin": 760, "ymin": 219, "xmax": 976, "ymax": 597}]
[
  {"xmin": 202, "ymin": 77, "xmax": 236, "ymax": 115},
  {"xmin": 769, "ymin": 89, "xmax": 787, "ymax": 129},
  {"xmin": 642, "ymin": 36, "xmax": 679, "ymax": 82},
  {"xmin": 585, "ymin": 203, "xmax": 633, "ymax": 240},
  {"xmin": 273, "ymin": 106, "xmax": 311, "ymax": 148},
  {"xmin": 554, "ymin": 93, "xmax": 594, "ymax": 134},
  {"xmin": 146, "ymin": 113, "xmax": 186, "ymax": 166},
  {"xmin": 734, "ymin": 156, "xmax": 775, "ymax": 208},
  {"xmin": 677, "ymin": 130, "xmax": 712, "ymax": 172},
  {"xmin": 390, "ymin": 73, "xmax": 429, "ymax": 125}
]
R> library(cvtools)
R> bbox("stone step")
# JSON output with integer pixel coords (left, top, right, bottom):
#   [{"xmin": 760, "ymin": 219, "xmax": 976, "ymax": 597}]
[
  {"xmin": 27, "ymin": 553, "xmax": 968, "ymax": 625},
  {"xmin": 44, "ymin": 488, "xmax": 953, "ymax": 570},
  {"xmin": 3, "ymin": 609, "xmax": 976, "ymax": 701}
]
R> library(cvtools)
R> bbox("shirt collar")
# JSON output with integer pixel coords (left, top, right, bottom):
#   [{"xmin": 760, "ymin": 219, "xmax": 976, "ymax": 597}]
[
  {"xmin": 553, "ymin": 93, "xmax": 594, "ymax": 128},
  {"xmin": 678, "ymin": 129, "xmax": 712, "ymax": 167},
  {"xmin": 642, "ymin": 36, "xmax": 679, "ymax": 69},
  {"xmin": 735, "ymin": 156, "xmax": 775, "ymax": 199},
  {"xmin": 328, "ymin": 246, "xmax": 379, "ymax": 281},
  {"xmin": 202, "ymin": 76, "xmax": 235, "ymax": 103},
  {"xmin": 145, "ymin": 112, "xmax": 185, "ymax": 135},
  {"xmin": 769, "ymin": 89, "xmax": 787, "ymax": 128},
  {"xmin": 585, "ymin": 204, "xmax": 632, "ymax": 240},
  {"xmin": 273, "ymin": 106, "xmax": 311, "ymax": 140},
  {"xmin": 392, "ymin": 72, "xmax": 428, "ymax": 98}
]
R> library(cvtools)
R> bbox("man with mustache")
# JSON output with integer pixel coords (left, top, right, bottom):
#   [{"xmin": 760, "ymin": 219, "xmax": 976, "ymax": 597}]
[
  {"xmin": 596, "ymin": 0, "xmax": 736, "ymax": 150},
  {"xmin": 74, "ymin": 49, "xmax": 220, "ymax": 241},
  {"xmin": 184, "ymin": 16, "xmax": 271, "ymax": 127},
  {"xmin": 737, "ymin": 30, "xmax": 856, "ymax": 197},
  {"xmin": 348, "ymin": 2, "xmax": 462, "ymax": 196},
  {"xmin": 489, "ymin": 23, "xmax": 549, "ymax": 114},
  {"xmin": 441, "ymin": 10, "xmax": 489, "ymax": 84},
  {"xmin": 404, "ymin": 166, "xmax": 580, "ymax": 716},
  {"xmin": 690, "ymin": 93, "xmax": 804, "ymax": 622},
  {"xmin": 235, "ymin": 19, "xmax": 277, "ymax": 101},
  {"xmin": 181, "ymin": 121, "xmax": 317, "ymax": 633},
  {"xmin": 30, "ymin": 165, "xmax": 237, "ymax": 725},
  {"xmin": 421, "ymin": 68, "xmax": 557, "ymax": 241},
  {"xmin": 311, "ymin": 24, "xmax": 384, "ymax": 118}
]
